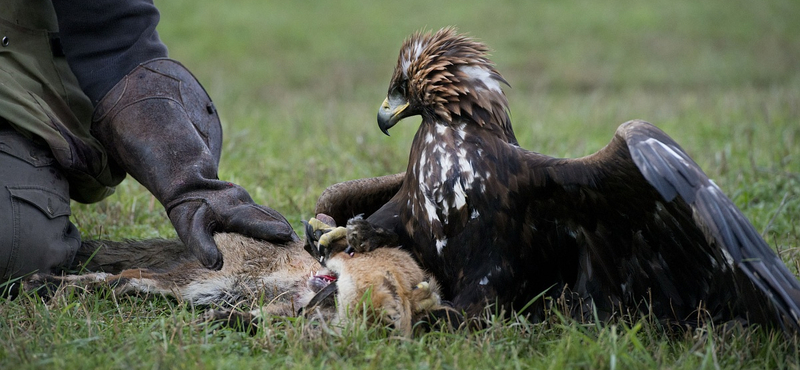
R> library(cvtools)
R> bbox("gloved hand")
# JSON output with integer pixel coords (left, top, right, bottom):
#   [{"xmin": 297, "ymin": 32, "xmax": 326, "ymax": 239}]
[{"xmin": 92, "ymin": 58, "xmax": 297, "ymax": 270}]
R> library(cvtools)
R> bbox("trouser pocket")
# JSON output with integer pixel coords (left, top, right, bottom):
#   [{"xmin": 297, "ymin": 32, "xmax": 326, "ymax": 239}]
[
  {"xmin": 0, "ymin": 186, "xmax": 80, "ymax": 279},
  {"xmin": 0, "ymin": 127, "xmax": 80, "ymax": 279}
]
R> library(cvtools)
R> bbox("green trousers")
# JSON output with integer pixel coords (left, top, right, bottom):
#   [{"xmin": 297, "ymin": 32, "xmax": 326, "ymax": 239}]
[
  {"xmin": 0, "ymin": 0, "xmax": 122, "ymax": 279},
  {"xmin": 0, "ymin": 123, "xmax": 81, "ymax": 279}
]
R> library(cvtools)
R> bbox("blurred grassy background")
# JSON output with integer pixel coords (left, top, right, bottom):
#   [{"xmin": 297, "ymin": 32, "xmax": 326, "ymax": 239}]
[{"xmin": 15, "ymin": 0, "xmax": 800, "ymax": 368}]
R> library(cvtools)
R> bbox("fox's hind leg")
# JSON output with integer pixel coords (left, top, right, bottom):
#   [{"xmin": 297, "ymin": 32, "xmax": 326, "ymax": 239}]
[
  {"xmin": 101, "ymin": 269, "xmax": 179, "ymax": 296},
  {"xmin": 23, "ymin": 268, "xmax": 187, "ymax": 299},
  {"xmin": 368, "ymin": 272, "xmax": 413, "ymax": 336},
  {"xmin": 22, "ymin": 272, "xmax": 113, "ymax": 298},
  {"xmin": 378, "ymin": 294, "xmax": 412, "ymax": 337}
]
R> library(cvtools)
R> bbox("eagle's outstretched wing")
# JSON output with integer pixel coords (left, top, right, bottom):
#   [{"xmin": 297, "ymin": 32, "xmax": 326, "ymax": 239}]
[
  {"xmin": 526, "ymin": 119, "xmax": 800, "ymax": 331},
  {"xmin": 314, "ymin": 172, "xmax": 404, "ymax": 226}
]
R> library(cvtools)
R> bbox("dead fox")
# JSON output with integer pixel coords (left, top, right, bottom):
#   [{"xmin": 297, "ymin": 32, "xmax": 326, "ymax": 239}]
[{"xmin": 23, "ymin": 222, "xmax": 453, "ymax": 336}]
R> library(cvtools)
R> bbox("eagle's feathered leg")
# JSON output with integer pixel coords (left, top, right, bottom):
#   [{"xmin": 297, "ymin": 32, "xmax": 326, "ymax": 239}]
[{"xmin": 345, "ymin": 216, "xmax": 400, "ymax": 253}]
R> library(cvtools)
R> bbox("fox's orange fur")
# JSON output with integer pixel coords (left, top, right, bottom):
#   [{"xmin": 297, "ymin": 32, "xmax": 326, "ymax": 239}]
[{"xmin": 325, "ymin": 247, "xmax": 442, "ymax": 336}]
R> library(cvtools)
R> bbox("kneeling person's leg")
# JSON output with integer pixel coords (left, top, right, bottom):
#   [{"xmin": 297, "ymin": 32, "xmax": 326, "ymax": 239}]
[{"xmin": 0, "ymin": 125, "xmax": 80, "ymax": 280}]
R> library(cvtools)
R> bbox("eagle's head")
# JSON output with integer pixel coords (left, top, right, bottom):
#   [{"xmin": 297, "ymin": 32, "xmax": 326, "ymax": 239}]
[{"xmin": 377, "ymin": 27, "xmax": 513, "ymax": 141}]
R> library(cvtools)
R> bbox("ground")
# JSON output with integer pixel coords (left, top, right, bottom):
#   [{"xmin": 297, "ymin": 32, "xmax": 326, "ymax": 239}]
[{"xmin": 1, "ymin": 0, "xmax": 799, "ymax": 368}]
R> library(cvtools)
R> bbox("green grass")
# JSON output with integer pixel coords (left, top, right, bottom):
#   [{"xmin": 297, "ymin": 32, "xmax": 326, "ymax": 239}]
[{"xmin": 3, "ymin": 0, "xmax": 800, "ymax": 368}]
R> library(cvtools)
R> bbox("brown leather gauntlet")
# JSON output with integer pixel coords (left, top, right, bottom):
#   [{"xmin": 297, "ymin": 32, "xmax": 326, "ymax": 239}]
[{"xmin": 92, "ymin": 58, "xmax": 296, "ymax": 270}]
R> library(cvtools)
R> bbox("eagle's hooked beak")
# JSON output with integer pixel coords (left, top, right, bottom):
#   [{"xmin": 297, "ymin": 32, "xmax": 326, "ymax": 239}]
[{"xmin": 377, "ymin": 96, "xmax": 412, "ymax": 136}]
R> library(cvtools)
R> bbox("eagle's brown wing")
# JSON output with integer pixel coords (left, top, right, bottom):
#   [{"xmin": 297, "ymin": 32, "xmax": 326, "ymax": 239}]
[
  {"xmin": 526, "ymin": 119, "xmax": 800, "ymax": 331},
  {"xmin": 314, "ymin": 172, "xmax": 404, "ymax": 226}
]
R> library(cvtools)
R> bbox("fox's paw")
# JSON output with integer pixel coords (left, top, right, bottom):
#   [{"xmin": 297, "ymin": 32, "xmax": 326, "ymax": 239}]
[{"xmin": 20, "ymin": 273, "xmax": 64, "ymax": 300}]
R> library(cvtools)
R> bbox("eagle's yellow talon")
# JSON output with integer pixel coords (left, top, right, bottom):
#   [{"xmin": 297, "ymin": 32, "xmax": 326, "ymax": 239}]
[
  {"xmin": 318, "ymin": 226, "xmax": 347, "ymax": 247},
  {"xmin": 308, "ymin": 217, "xmax": 335, "ymax": 233}
]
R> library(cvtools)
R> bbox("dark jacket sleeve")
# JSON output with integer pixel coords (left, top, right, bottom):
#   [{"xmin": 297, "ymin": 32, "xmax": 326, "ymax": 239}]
[{"xmin": 51, "ymin": 0, "xmax": 169, "ymax": 105}]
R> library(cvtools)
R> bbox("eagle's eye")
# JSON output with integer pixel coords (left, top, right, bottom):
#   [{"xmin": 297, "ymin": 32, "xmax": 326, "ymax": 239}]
[{"xmin": 396, "ymin": 79, "xmax": 408, "ymax": 97}]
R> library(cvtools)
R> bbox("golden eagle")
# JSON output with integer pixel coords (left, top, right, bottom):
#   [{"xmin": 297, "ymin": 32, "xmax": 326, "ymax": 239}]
[{"xmin": 315, "ymin": 28, "xmax": 800, "ymax": 331}]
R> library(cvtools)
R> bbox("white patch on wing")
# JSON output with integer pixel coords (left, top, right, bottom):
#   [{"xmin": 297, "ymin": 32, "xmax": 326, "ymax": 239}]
[
  {"xmin": 436, "ymin": 238, "xmax": 447, "ymax": 254},
  {"xmin": 471, "ymin": 209, "xmax": 480, "ymax": 219},
  {"xmin": 645, "ymin": 138, "xmax": 691, "ymax": 168},
  {"xmin": 424, "ymin": 195, "xmax": 438, "ymax": 223},
  {"xmin": 458, "ymin": 148, "xmax": 475, "ymax": 187},
  {"xmin": 459, "ymin": 66, "xmax": 503, "ymax": 93},
  {"xmin": 452, "ymin": 181, "xmax": 467, "ymax": 210},
  {"xmin": 439, "ymin": 152, "xmax": 452, "ymax": 179},
  {"xmin": 479, "ymin": 276, "xmax": 489, "ymax": 286},
  {"xmin": 720, "ymin": 248, "xmax": 735, "ymax": 266},
  {"xmin": 455, "ymin": 123, "xmax": 467, "ymax": 140}
]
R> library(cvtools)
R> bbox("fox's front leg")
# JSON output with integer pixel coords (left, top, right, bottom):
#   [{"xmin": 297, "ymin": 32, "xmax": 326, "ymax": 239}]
[
  {"xmin": 104, "ymin": 269, "xmax": 172, "ymax": 295},
  {"xmin": 21, "ymin": 271, "xmax": 162, "ymax": 300},
  {"xmin": 377, "ymin": 295, "xmax": 413, "ymax": 337},
  {"xmin": 369, "ymin": 272, "xmax": 414, "ymax": 337}
]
